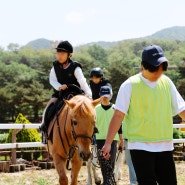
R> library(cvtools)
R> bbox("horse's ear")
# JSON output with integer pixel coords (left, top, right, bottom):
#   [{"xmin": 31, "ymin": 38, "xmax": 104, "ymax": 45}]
[
  {"xmin": 64, "ymin": 99, "xmax": 76, "ymax": 109},
  {"xmin": 91, "ymin": 97, "xmax": 101, "ymax": 107}
]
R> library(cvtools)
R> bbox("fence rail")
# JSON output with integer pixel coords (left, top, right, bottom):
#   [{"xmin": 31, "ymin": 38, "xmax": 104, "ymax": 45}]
[
  {"xmin": 0, "ymin": 123, "xmax": 45, "ymax": 164},
  {"xmin": 0, "ymin": 123, "xmax": 185, "ymax": 150},
  {"xmin": 0, "ymin": 123, "xmax": 44, "ymax": 149},
  {"xmin": 0, "ymin": 123, "xmax": 185, "ymax": 164},
  {"xmin": 0, "ymin": 123, "xmax": 41, "ymax": 129},
  {"xmin": 0, "ymin": 142, "xmax": 44, "ymax": 149}
]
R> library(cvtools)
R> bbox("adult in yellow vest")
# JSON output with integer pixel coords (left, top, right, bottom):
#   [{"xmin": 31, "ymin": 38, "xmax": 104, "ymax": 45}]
[{"xmin": 101, "ymin": 45, "xmax": 185, "ymax": 185}]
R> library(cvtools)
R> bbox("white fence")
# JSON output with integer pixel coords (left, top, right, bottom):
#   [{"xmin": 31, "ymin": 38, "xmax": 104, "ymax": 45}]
[
  {"xmin": 0, "ymin": 123, "xmax": 44, "ymax": 149},
  {"xmin": 0, "ymin": 123, "xmax": 185, "ymax": 164},
  {"xmin": 0, "ymin": 123, "xmax": 185, "ymax": 149}
]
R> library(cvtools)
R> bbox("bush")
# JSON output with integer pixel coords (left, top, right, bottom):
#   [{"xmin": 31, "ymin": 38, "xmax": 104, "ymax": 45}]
[
  {"xmin": 181, "ymin": 131, "xmax": 185, "ymax": 138},
  {"xmin": 6, "ymin": 113, "xmax": 41, "ymax": 161},
  {"xmin": 0, "ymin": 129, "xmax": 9, "ymax": 134},
  {"xmin": 0, "ymin": 133, "xmax": 8, "ymax": 143},
  {"xmin": 173, "ymin": 128, "xmax": 182, "ymax": 139}
]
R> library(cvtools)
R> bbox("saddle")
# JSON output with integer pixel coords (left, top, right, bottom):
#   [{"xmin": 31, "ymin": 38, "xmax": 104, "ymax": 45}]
[
  {"xmin": 46, "ymin": 101, "xmax": 65, "ymax": 141},
  {"xmin": 46, "ymin": 84, "xmax": 84, "ymax": 142}
]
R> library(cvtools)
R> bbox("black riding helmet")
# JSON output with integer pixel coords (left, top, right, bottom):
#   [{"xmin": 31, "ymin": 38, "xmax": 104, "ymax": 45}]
[
  {"xmin": 55, "ymin": 40, "xmax": 73, "ymax": 53},
  {"xmin": 90, "ymin": 67, "xmax": 103, "ymax": 77}
]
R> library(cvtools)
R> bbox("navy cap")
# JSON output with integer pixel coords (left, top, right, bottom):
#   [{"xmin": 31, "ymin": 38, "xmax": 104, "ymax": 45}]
[
  {"xmin": 99, "ymin": 86, "xmax": 112, "ymax": 99},
  {"xmin": 142, "ymin": 45, "xmax": 168, "ymax": 66}
]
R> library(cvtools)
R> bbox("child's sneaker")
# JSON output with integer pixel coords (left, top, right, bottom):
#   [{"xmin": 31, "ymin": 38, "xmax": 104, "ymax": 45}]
[{"xmin": 42, "ymin": 131, "xmax": 47, "ymax": 144}]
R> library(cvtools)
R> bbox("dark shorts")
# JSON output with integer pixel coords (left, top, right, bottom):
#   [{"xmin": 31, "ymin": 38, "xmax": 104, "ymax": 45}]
[{"xmin": 130, "ymin": 150, "xmax": 177, "ymax": 185}]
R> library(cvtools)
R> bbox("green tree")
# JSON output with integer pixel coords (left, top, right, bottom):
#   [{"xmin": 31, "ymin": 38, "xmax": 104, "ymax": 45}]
[
  {"xmin": 107, "ymin": 43, "xmax": 136, "ymax": 101},
  {"xmin": 87, "ymin": 44, "xmax": 108, "ymax": 68},
  {"xmin": 73, "ymin": 47, "xmax": 94, "ymax": 81},
  {"xmin": 177, "ymin": 79, "xmax": 185, "ymax": 99},
  {"xmin": 7, "ymin": 43, "xmax": 20, "ymax": 53},
  {"xmin": 23, "ymin": 81, "xmax": 50, "ymax": 121}
]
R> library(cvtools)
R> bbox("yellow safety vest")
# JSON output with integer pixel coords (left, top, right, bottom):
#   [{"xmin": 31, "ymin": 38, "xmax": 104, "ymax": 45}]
[{"xmin": 124, "ymin": 74, "xmax": 173, "ymax": 142}]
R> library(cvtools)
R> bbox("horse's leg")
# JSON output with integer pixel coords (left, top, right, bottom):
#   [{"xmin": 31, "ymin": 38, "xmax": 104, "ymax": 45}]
[
  {"xmin": 86, "ymin": 158, "xmax": 92, "ymax": 185},
  {"xmin": 92, "ymin": 161, "xmax": 101, "ymax": 184},
  {"xmin": 53, "ymin": 153, "xmax": 68, "ymax": 185},
  {"xmin": 114, "ymin": 150, "xmax": 124, "ymax": 181},
  {"xmin": 70, "ymin": 153, "xmax": 83, "ymax": 185},
  {"xmin": 91, "ymin": 145, "xmax": 101, "ymax": 185}
]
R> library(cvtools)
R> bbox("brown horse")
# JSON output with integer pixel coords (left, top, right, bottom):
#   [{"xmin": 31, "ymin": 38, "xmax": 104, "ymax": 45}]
[{"xmin": 48, "ymin": 95, "xmax": 100, "ymax": 185}]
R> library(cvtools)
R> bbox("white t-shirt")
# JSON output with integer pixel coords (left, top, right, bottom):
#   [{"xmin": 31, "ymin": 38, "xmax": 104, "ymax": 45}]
[
  {"xmin": 115, "ymin": 73, "xmax": 185, "ymax": 152},
  {"xmin": 49, "ymin": 64, "xmax": 92, "ymax": 97}
]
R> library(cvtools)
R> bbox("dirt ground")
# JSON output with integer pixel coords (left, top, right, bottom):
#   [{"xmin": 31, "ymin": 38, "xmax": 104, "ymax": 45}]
[{"xmin": 1, "ymin": 161, "xmax": 185, "ymax": 185}]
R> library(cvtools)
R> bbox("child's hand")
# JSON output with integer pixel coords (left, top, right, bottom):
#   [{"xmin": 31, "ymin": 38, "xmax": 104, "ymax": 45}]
[{"xmin": 59, "ymin": 84, "xmax": 68, "ymax": 90}]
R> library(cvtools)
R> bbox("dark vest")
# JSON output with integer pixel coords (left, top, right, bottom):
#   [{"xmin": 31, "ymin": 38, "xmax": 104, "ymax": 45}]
[
  {"xmin": 52, "ymin": 59, "xmax": 82, "ymax": 98},
  {"xmin": 90, "ymin": 78, "xmax": 111, "ymax": 100}
]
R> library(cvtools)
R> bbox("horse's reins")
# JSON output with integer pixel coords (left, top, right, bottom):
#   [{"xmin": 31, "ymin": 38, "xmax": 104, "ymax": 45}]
[
  {"xmin": 56, "ymin": 105, "xmax": 69, "ymax": 155},
  {"xmin": 56, "ymin": 98, "xmax": 93, "ymax": 170},
  {"xmin": 97, "ymin": 149, "xmax": 116, "ymax": 185}
]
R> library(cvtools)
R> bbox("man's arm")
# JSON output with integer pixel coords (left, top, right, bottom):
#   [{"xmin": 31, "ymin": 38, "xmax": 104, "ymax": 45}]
[{"xmin": 179, "ymin": 110, "xmax": 185, "ymax": 121}]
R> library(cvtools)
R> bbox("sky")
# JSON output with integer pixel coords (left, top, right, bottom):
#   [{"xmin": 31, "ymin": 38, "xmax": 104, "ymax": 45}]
[{"xmin": 0, "ymin": 0, "xmax": 185, "ymax": 49}]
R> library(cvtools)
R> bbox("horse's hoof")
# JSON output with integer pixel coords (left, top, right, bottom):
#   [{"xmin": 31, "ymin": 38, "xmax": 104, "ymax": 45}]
[{"xmin": 95, "ymin": 178, "xmax": 101, "ymax": 185}]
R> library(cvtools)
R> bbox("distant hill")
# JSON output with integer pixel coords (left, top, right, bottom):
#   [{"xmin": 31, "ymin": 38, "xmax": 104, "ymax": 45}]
[
  {"xmin": 24, "ymin": 26, "xmax": 185, "ymax": 50},
  {"xmin": 147, "ymin": 26, "xmax": 185, "ymax": 40},
  {"xmin": 80, "ymin": 41, "xmax": 118, "ymax": 49},
  {"xmin": 82, "ymin": 26, "xmax": 185, "ymax": 49},
  {"xmin": 25, "ymin": 38, "xmax": 51, "ymax": 50}
]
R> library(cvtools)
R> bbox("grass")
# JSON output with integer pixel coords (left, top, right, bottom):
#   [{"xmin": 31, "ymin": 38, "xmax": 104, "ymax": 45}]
[
  {"xmin": 0, "ymin": 161, "xmax": 185, "ymax": 185},
  {"xmin": 36, "ymin": 178, "xmax": 49, "ymax": 185}
]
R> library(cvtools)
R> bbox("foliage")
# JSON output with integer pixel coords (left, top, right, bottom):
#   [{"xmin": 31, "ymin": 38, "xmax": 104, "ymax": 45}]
[
  {"xmin": 164, "ymin": 70, "xmax": 180, "ymax": 85},
  {"xmin": 6, "ymin": 113, "xmax": 41, "ymax": 161},
  {"xmin": 107, "ymin": 42, "xmax": 137, "ymax": 101},
  {"xmin": 181, "ymin": 131, "xmax": 185, "ymax": 138},
  {"xmin": 177, "ymin": 79, "xmax": 185, "ymax": 99},
  {"xmin": 0, "ymin": 133, "xmax": 8, "ymax": 143},
  {"xmin": 73, "ymin": 46, "xmax": 94, "ymax": 82},
  {"xmin": 7, "ymin": 43, "xmax": 20, "ymax": 53},
  {"xmin": 0, "ymin": 49, "xmax": 51, "ymax": 122},
  {"xmin": 173, "ymin": 128, "xmax": 183, "ymax": 139},
  {"xmin": 0, "ymin": 39, "xmax": 185, "ymax": 121}
]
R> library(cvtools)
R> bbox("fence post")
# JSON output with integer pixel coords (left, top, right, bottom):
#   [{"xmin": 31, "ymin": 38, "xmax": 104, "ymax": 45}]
[{"xmin": 11, "ymin": 129, "xmax": 21, "ymax": 164}]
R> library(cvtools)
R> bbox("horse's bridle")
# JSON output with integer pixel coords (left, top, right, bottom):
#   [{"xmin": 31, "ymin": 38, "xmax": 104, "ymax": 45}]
[
  {"xmin": 71, "ymin": 119, "xmax": 93, "ymax": 142},
  {"xmin": 56, "ymin": 106, "xmax": 94, "ymax": 170}
]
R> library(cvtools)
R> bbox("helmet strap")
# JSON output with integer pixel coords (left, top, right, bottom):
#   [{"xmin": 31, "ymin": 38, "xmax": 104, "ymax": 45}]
[{"xmin": 62, "ymin": 53, "xmax": 71, "ymax": 66}]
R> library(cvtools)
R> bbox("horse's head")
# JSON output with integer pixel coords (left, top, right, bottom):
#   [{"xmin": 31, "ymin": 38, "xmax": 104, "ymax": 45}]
[{"xmin": 64, "ymin": 95, "xmax": 100, "ymax": 161}]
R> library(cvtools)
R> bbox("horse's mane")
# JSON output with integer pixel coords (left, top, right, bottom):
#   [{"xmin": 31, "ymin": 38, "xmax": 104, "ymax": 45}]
[{"xmin": 70, "ymin": 96, "xmax": 93, "ymax": 117}]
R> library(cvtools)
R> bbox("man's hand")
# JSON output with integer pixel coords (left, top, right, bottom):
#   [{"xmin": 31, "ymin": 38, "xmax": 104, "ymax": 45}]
[{"xmin": 101, "ymin": 143, "xmax": 111, "ymax": 160}]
